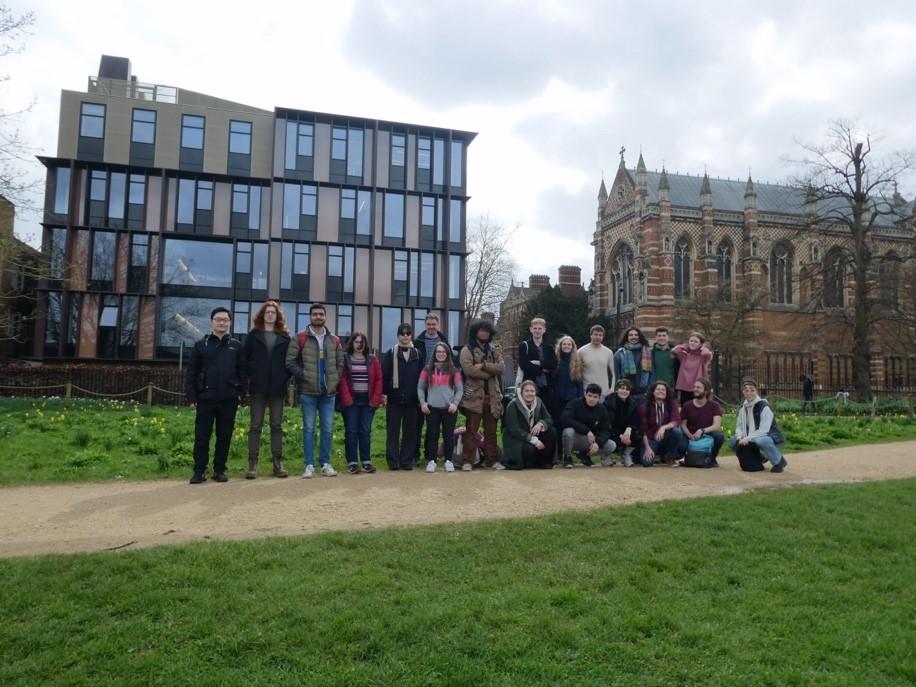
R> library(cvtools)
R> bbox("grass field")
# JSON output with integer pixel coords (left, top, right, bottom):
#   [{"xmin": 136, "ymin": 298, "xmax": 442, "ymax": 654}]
[
  {"xmin": 1, "ymin": 397, "xmax": 915, "ymax": 485},
  {"xmin": 0, "ymin": 478, "xmax": 914, "ymax": 685}
]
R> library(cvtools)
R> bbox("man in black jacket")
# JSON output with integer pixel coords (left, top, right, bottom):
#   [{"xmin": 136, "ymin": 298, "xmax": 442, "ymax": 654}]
[
  {"xmin": 186, "ymin": 307, "xmax": 247, "ymax": 484},
  {"xmin": 603, "ymin": 379, "xmax": 642, "ymax": 467},
  {"xmin": 560, "ymin": 383, "xmax": 616, "ymax": 468},
  {"xmin": 382, "ymin": 323, "xmax": 422, "ymax": 470}
]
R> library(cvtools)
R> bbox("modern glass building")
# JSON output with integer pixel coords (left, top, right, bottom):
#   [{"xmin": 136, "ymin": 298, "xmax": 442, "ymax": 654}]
[{"xmin": 36, "ymin": 56, "xmax": 474, "ymax": 360}]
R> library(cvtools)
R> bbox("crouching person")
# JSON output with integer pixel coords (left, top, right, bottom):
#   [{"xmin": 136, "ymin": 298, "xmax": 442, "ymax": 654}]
[
  {"xmin": 603, "ymin": 379, "xmax": 642, "ymax": 467},
  {"xmin": 187, "ymin": 307, "xmax": 246, "ymax": 484},
  {"xmin": 679, "ymin": 378, "xmax": 724, "ymax": 468},
  {"xmin": 560, "ymin": 383, "xmax": 616, "ymax": 468},
  {"xmin": 639, "ymin": 381, "xmax": 684, "ymax": 467},
  {"xmin": 729, "ymin": 378, "xmax": 788, "ymax": 473},
  {"xmin": 503, "ymin": 380, "xmax": 556, "ymax": 470}
]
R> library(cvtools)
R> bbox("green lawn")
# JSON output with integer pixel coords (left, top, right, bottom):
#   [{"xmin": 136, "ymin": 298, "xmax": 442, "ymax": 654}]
[
  {"xmin": 1, "ymin": 397, "xmax": 915, "ymax": 485},
  {"xmin": 1, "ymin": 479, "xmax": 914, "ymax": 685}
]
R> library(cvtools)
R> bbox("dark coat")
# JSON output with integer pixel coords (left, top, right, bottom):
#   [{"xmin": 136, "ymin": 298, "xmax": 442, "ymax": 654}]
[
  {"xmin": 561, "ymin": 397, "xmax": 613, "ymax": 446},
  {"xmin": 502, "ymin": 395, "xmax": 554, "ymax": 470},
  {"xmin": 186, "ymin": 333, "xmax": 246, "ymax": 403},
  {"xmin": 244, "ymin": 330, "xmax": 291, "ymax": 396},
  {"xmin": 518, "ymin": 338, "xmax": 557, "ymax": 387},
  {"xmin": 603, "ymin": 393, "xmax": 643, "ymax": 444},
  {"xmin": 382, "ymin": 347, "xmax": 422, "ymax": 405}
]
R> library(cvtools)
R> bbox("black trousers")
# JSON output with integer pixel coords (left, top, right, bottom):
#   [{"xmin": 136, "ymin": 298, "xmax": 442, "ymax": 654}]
[
  {"xmin": 193, "ymin": 400, "xmax": 239, "ymax": 475},
  {"xmin": 425, "ymin": 406, "xmax": 458, "ymax": 462},
  {"xmin": 521, "ymin": 427, "xmax": 557, "ymax": 469},
  {"xmin": 387, "ymin": 403, "xmax": 419, "ymax": 469}
]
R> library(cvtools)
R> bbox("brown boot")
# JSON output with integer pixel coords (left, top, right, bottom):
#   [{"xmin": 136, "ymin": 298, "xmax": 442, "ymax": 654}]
[
  {"xmin": 246, "ymin": 458, "xmax": 258, "ymax": 480},
  {"xmin": 272, "ymin": 457, "xmax": 288, "ymax": 478}
]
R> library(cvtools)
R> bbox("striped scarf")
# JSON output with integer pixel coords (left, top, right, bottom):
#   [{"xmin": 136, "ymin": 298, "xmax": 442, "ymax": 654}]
[{"xmin": 621, "ymin": 343, "xmax": 652, "ymax": 376}]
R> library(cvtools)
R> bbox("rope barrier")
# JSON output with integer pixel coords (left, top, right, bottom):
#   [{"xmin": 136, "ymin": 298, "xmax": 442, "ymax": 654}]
[
  {"xmin": 70, "ymin": 384, "xmax": 147, "ymax": 398},
  {"xmin": 0, "ymin": 383, "xmax": 68, "ymax": 391},
  {"xmin": 151, "ymin": 386, "xmax": 185, "ymax": 396}
]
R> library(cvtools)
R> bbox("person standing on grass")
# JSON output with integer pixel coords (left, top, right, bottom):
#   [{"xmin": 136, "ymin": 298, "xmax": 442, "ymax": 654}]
[
  {"xmin": 560, "ymin": 383, "xmax": 616, "ymax": 468},
  {"xmin": 286, "ymin": 303, "xmax": 343, "ymax": 479},
  {"xmin": 503, "ymin": 380, "xmax": 556, "ymax": 470},
  {"xmin": 639, "ymin": 381, "xmax": 684, "ymax": 467},
  {"xmin": 519, "ymin": 317, "xmax": 557, "ymax": 403},
  {"xmin": 338, "ymin": 332, "xmax": 382, "ymax": 475},
  {"xmin": 614, "ymin": 327, "xmax": 652, "ymax": 402},
  {"xmin": 650, "ymin": 327, "xmax": 678, "ymax": 387},
  {"xmin": 603, "ymin": 379, "xmax": 642, "ymax": 467},
  {"xmin": 672, "ymin": 332, "xmax": 714, "ymax": 406},
  {"xmin": 578, "ymin": 325, "xmax": 616, "ymax": 398},
  {"xmin": 729, "ymin": 378, "xmax": 788, "ymax": 473},
  {"xmin": 412, "ymin": 313, "xmax": 450, "ymax": 466},
  {"xmin": 679, "ymin": 378, "xmax": 724, "ymax": 467},
  {"xmin": 418, "ymin": 341, "xmax": 463, "ymax": 473},
  {"xmin": 800, "ymin": 374, "xmax": 816, "ymax": 414},
  {"xmin": 382, "ymin": 323, "xmax": 422, "ymax": 471},
  {"xmin": 459, "ymin": 319, "xmax": 505, "ymax": 471},
  {"xmin": 186, "ymin": 306, "xmax": 246, "ymax": 484},
  {"xmin": 244, "ymin": 300, "xmax": 291, "ymax": 479}
]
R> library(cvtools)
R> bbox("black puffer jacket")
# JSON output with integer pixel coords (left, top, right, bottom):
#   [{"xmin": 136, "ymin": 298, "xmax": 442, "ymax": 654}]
[
  {"xmin": 244, "ymin": 330, "xmax": 291, "ymax": 396},
  {"xmin": 186, "ymin": 333, "xmax": 247, "ymax": 403}
]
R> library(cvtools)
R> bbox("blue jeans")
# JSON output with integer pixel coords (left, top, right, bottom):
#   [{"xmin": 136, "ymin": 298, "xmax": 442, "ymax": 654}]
[
  {"xmin": 644, "ymin": 427, "xmax": 684, "ymax": 466},
  {"xmin": 728, "ymin": 435, "xmax": 783, "ymax": 465},
  {"xmin": 300, "ymin": 393, "xmax": 335, "ymax": 467},
  {"xmin": 342, "ymin": 395, "xmax": 375, "ymax": 465}
]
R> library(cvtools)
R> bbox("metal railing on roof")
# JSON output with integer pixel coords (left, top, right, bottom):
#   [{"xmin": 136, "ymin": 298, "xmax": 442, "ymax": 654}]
[{"xmin": 87, "ymin": 77, "xmax": 178, "ymax": 104}]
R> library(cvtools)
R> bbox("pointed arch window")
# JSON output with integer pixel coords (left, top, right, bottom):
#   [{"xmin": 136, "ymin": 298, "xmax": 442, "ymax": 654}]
[
  {"xmin": 716, "ymin": 241, "xmax": 733, "ymax": 302},
  {"xmin": 611, "ymin": 245, "xmax": 634, "ymax": 307},
  {"xmin": 674, "ymin": 238, "xmax": 691, "ymax": 300},
  {"xmin": 878, "ymin": 252, "xmax": 901, "ymax": 308},
  {"xmin": 824, "ymin": 247, "xmax": 846, "ymax": 308},
  {"xmin": 770, "ymin": 243, "xmax": 793, "ymax": 304}
]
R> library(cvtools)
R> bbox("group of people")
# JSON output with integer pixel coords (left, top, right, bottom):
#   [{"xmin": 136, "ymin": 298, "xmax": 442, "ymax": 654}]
[{"xmin": 186, "ymin": 304, "xmax": 787, "ymax": 484}]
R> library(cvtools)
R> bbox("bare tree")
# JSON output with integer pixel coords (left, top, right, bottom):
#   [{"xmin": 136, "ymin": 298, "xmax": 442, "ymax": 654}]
[
  {"xmin": 790, "ymin": 120, "xmax": 916, "ymax": 398},
  {"xmin": 1, "ymin": 4, "xmax": 38, "ymax": 208},
  {"xmin": 464, "ymin": 214, "xmax": 517, "ymax": 333}
]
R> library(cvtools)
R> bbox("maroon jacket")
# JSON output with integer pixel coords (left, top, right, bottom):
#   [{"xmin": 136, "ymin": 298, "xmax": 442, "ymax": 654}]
[
  {"xmin": 639, "ymin": 398, "xmax": 681, "ymax": 439},
  {"xmin": 337, "ymin": 354, "xmax": 383, "ymax": 408}
]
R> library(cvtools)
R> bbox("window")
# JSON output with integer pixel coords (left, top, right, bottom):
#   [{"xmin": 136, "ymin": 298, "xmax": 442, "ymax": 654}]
[
  {"xmin": 80, "ymin": 103, "xmax": 105, "ymax": 138},
  {"xmin": 282, "ymin": 183, "xmax": 317, "ymax": 236},
  {"xmin": 337, "ymin": 304, "xmax": 353, "ymax": 337},
  {"xmin": 433, "ymin": 138, "xmax": 445, "ymax": 188},
  {"xmin": 162, "ymin": 238, "xmax": 233, "ymax": 289},
  {"xmin": 280, "ymin": 242, "xmax": 309, "ymax": 295},
  {"xmin": 674, "ymin": 238, "xmax": 691, "ymax": 300},
  {"xmin": 131, "ymin": 109, "xmax": 156, "ymax": 144},
  {"xmin": 391, "ymin": 134, "xmax": 406, "ymax": 168},
  {"xmin": 229, "ymin": 120, "xmax": 252, "ymax": 155},
  {"xmin": 327, "ymin": 245, "xmax": 355, "ymax": 300},
  {"xmin": 285, "ymin": 121, "xmax": 314, "ymax": 170},
  {"xmin": 823, "ymin": 248, "xmax": 846, "ymax": 308},
  {"xmin": 331, "ymin": 126, "xmax": 364, "ymax": 182},
  {"xmin": 449, "ymin": 140, "xmax": 464, "ymax": 188},
  {"xmin": 393, "ymin": 250, "xmax": 409, "ymax": 302},
  {"xmin": 421, "ymin": 197, "xmax": 438, "ymax": 247},
  {"xmin": 449, "ymin": 200, "xmax": 463, "ymax": 243},
  {"xmin": 128, "ymin": 234, "xmax": 148, "ymax": 293},
  {"xmin": 418, "ymin": 136, "xmax": 431, "ymax": 170},
  {"xmin": 158, "ymin": 297, "xmax": 227, "ymax": 353},
  {"xmin": 332, "ymin": 127, "xmax": 347, "ymax": 160},
  {"xmin": 611, "ymin": 245, "xmax": 634, "ymax": 307},
  {"xmin": 340, "ymin": 189, "xmax": 371, "ymax": 240},
  {"xmin": 295, "ymin": 303, "xmax": 311, "ymax": 333},
  {"xmin": 127, "ymin": 174, "xmax": 145, "ymax": 228},
  {"xmin": 98, "ymin": 295, "xmax": 119, "ymax": 358},
  {"xmin": 347, "ymin": 129, "xmax": 363, "ymax": 178},
  {"xmin": 89, "ymin": 231, "xmax": 117, "ymax": 291},
  {"xmin": 88, "ymin": 170, "xmax": 107, "ymax": 225},
  {"xmin": 449, "ymin": 255, "xmax": 462, "ymax": 300},
  {"xmin": 176, "ymin": 178, "xmax": 214, "ymax": 232},
  {"xmin": 383, "ymin": 192, "xmax": 404, "ymax": 241},
  {"xmin": 716, "ymin": 242, "xmax": 733, "ymax": 303},
  {"xmin": 119, "ymin": 295, "xmax": 139, "ymax": 358},
  {"xmin": 879, "ymin": 253, "xmax": 901, "ymax": 308},
  {"xmin": 231, "ymin": 184, "xmax": 261, "ymax": 232},
  {"xmin": 108, "ymin": 172, "xmax": 126, "ymax": 221},
  {"xmin": 234, "ymin": 242, "xmax": 268, "ymax": 294},
  {"xmin": 44, "ymin": 292, "xmax": 62, "ymax": 356},
  {"xmin": 413, "ymin": 309, "xmax": 427, "ymax": 337},
  {"xmin": 181, "ymin": 115, "xmax": 205, "ymax": 150},
  {"xmin": 49, "ymin": 228, "xmax": 67, "ymax": 280},
  {"xmin": 233, "ymin": 301, "xmax": 251, "ymax": 336},
  {"xmin": 381, "ymin": 306, "xmax": 402, "ymax": 352},
  {"xmin": 448, "ymin": 311, "xmax": 460, "ymax": 344},
  {"xmin": 53, "ymin": 167, "xmax": 71, "ymax": 216},
  {"xmin": 770, "ymin": 243, "xmax": 792, "ymax": 305},
  {"xmin": 420, "ymin": 251, "xmax": 434, "ymax": 300}
]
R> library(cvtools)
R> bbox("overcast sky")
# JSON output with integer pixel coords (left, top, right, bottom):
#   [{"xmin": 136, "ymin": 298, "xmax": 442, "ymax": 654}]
[{"xmin": 4, "ymin": 0, "xmax": 916, "ymax": 285}]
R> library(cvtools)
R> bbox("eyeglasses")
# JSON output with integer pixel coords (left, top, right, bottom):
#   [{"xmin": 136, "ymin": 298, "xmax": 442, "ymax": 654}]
[
  {"xmin": 212, "ymin": 317, "xmax": 230, "ymax": 323},
  {"xmin": 398, "ymin": 332, "xmax": 411, "ymax": 337}
]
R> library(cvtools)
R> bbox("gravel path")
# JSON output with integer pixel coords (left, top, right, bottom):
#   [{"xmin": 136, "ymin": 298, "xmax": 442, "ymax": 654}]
[{"xmin": 1, "ymin": 441, "xmax": 914, "ymax": 558}]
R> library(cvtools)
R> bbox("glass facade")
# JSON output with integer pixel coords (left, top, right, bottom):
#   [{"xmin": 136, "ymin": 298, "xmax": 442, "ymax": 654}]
[
  {"xmin": 131, "ymin": 109, "xmax": 156, "ymax": 144},
  {"xmin": 162, "ymin": 238, "xmax": 233, "ymax": 288},
  {"xmin": 181, "ymin": 115, "xmax": 205, "ymax": 149}
]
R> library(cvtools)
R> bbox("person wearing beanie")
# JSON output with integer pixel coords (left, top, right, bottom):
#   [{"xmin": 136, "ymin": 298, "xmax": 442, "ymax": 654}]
[{"xmin": 729, "ymin": 378, "xmax": 789, "ymax": 473}]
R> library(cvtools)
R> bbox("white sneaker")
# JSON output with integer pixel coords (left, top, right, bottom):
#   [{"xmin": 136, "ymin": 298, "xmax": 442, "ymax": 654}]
[
  {"xmin": 444, "ymin": 460, "xmax": 455, "ymax": 473},
  {"xmin": 461, "ymin": 463, "xmax": 473, "ymax": 472},
  {"xmin": 426, "ymin": 460, "xmax": 437, "ymax": 473},
  {"xmin": 491, "ymin": 462, "xmax": 506, "ymax": 471},
  {"xmin": 302, "ymin": 465, "xmax": 315, "ymax": 479},
  {"xmin": 321, "ymin": 463, "xmax": 338, "ymax": 477}
]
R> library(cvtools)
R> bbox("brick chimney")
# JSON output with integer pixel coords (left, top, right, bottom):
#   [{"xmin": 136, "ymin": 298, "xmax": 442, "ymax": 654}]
[
  {"xmin": 558, "ymin": 265, "xmax": 582, "ymax": 294},
  {"xmin": 528, "ymin": 274, "xmax": 551, "ymax": 290}
]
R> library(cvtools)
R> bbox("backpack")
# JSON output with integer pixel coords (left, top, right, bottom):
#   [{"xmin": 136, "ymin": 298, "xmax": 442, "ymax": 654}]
[{"xmin": 684, "ymin": 435, "xmax": 715, "ymax": 468}]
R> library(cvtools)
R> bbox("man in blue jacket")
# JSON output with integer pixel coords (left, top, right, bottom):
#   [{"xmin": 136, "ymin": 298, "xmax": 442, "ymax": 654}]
[{"xmin": 186, "ymin": 307, "xmax": 247, "ymax": 484}]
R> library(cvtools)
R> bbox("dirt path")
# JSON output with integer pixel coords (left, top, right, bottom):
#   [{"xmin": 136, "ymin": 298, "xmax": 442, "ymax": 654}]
[{"xmin": 1, "ymin": 441, "xmax": 914, "ymax": 558}]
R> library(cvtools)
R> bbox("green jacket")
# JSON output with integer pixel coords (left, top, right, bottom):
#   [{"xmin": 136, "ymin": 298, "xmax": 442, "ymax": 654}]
[
  {"xmin": 502, "ymin": 394, "xmax": 553, "ymax": 470},
  {"xmin": 285, "ymin": 328, "xmax": 344, "ymax": 396}
]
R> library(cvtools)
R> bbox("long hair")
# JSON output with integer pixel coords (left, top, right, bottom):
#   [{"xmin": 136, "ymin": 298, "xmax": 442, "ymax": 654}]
[
  {"xmin": 251, "ymin": 300, "xmax": 289, "ymax": 334},
  {"xmin": 346, "ymin": 331, "xmax": 370, "ymax": 356},
  {"xmin": 425, "ymin": 341, "xmax": 457, "ymax": 377},
  {"xmin": 618, "ymin": 327, "xmax": 649, "ymax": 348},
  {"xmin": 554, "ymin": 335, "xmax": 582, "ymax": 382},
  {"xmin": 647, "ymin": 381, "xmax": 676, "ymax": 404}
]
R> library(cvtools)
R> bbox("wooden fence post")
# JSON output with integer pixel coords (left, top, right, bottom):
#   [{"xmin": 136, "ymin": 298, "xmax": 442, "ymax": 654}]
[
  {"xmin": 65, "ymin": 381, "xmax": 72, "ymax": 399},
  {"xmin": 147, "ymin": 383, "xmax": 154, "ymax": 406}
]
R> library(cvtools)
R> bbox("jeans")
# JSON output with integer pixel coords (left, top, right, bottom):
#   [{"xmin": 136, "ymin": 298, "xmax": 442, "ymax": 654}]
[
  {"xmin": 728, "ymin": 435, "xmax": 784, "ymax": 469},
  {"xmin": 248, "ymin": 393, "xmax": 285, "ymax": 461},
  {"xmin": 193, "ymin": 400, "xmax": 238, "ymax": 475},
  {"xmin": 300, "ymin": 393, "xmax": 335, "ymax": 467},
  {"xmin": 342, "ymin": 395, "xmax": 375, "ymax": 465},
  {"xmin": 644, "ymin": 427, "xmax": 685, "ymax": 466}
]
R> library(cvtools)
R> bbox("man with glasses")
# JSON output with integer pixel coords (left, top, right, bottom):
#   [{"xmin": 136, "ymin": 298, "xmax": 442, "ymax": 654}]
[
  {"xmin": 186, "ymin": 307, "xmax": 247, "ymax": 484},
  {"xmin": 382, "ymin": 324, "xmax": 422, "ymax": 470},
  {"xmin": 286, "ymin": 303, "xmax": 344, "ymax": 478}
]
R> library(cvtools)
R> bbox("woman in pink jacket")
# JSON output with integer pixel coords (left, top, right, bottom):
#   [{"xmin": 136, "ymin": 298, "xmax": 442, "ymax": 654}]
[{"xmin": 672, "ymin": 333, "xmax": 713, "ymax": 405}]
